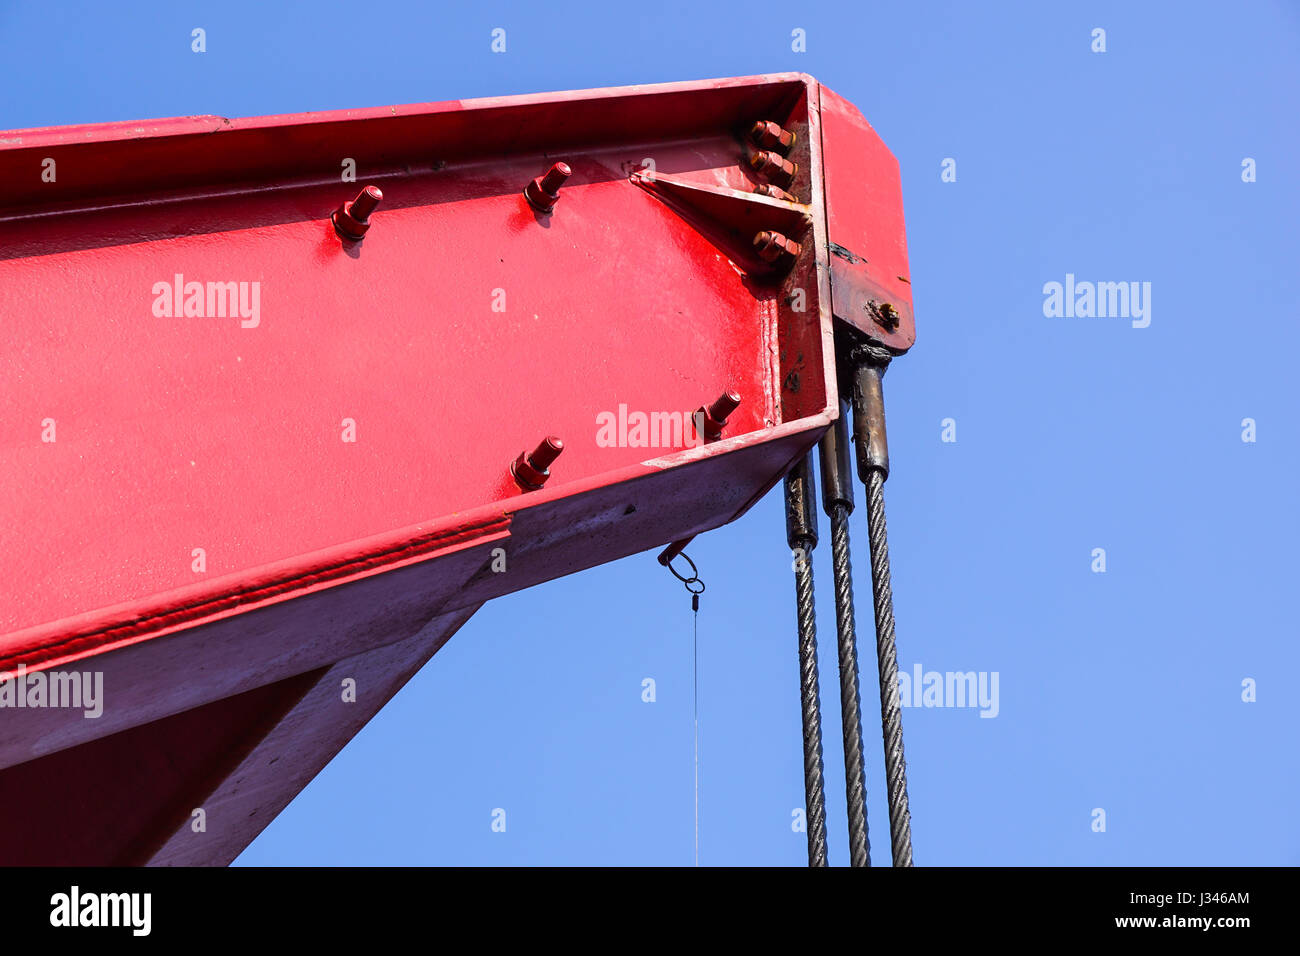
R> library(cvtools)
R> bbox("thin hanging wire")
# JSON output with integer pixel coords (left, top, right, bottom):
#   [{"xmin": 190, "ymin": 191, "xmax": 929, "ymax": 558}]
[
  {"xmin": 693, "ymin": 594, "xmax": 699, "ymax": 867},
  {"xmin": 664, "ymin": 550, "xmax": 705, "ymax": 867}
]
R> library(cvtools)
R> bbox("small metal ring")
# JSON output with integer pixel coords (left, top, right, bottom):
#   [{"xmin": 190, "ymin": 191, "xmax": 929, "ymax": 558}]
[
  {"xmin": 666, "ymin": 552, "xmax": 699, "ymax": 585},
  {"xmin": 684, "ymin": 577, "xmax": 706, "ymax": 595}
]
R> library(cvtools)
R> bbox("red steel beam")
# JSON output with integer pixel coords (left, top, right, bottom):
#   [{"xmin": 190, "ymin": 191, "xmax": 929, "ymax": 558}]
[{"xmin": 0, "ymin": 74, "xmax": 912, "ymax": 864}]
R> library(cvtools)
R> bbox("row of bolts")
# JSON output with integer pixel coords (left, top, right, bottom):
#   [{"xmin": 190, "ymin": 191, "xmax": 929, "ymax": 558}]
[
  {"xmin": 330, "ymin": 119, "xmax": 805, "ymax": 258},
  {"xmin": 509, "ymin": 390, "xmax": 741, "ymax": 494},
  {"xmin": 327, "ymin": 119, "xmax": 799, "ymax": 493}
]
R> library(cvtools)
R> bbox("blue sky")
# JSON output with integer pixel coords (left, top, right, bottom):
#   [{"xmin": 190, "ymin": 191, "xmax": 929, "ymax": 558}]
[{"xmin": 5, "ymin": 1, "xmax": 1297, "ymax": 865}]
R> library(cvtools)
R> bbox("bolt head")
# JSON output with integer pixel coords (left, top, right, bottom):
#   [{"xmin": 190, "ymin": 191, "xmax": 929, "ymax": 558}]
[
  {"xmin": 525, "ymin": 163, "xmax": 571, "ymax": 214},
  {"xmin": 749, "ymin": 149, "xmax": 796, "ymax": 186},
  {"xmin": 755, "ymin": 183, "xmax": 797, "ymax": 203},
  {"xmin": 750, "ymin": 120, "xmax": 796, "ymax": 153},
  {"xmin": 753, "ymin": 230, "xmax": 801, "ymax": 265}
]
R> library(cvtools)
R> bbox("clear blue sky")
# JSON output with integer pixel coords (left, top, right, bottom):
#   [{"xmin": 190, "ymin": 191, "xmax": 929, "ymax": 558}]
[{"xmin": 5, "ymin": 1, "xmax": 1296, "ymax": 866}]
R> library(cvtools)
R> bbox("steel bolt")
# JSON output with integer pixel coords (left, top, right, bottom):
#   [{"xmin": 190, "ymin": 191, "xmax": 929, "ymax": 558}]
[
  {"xmin": 694, "ymin": 389, "xmax": 741, "ymax": 442},
  {"xmin": 753, "ymin": 230, "xmax": 802, "ymax": 267},
  {"xmin": 866, "ymin": 300, "xmax": 901, "ymax": 331},
  {"xmin": 332, "ymin": 185, "xmax": 383, "ymax": 241},
  {"xmin": 511, "ymin": 435, "xmax": 564, "ymax": 491},
  {"xmin": 707, "ymin": 390, "xmax": 741, "ymax": 424},
  {"xmin": 754, "ymin": 183, "xmax": 798, "ymax": 203},
  {"xmin": 749, "ymin": 120, "xmax": 796, "ymax": 153},
  {"xmin": 350, "ymin": 186, "xmax": 382, "ymax": 220},
  {"xmin": 749, "ymin": 149, "xmax": 797, "ymax": 187},
  {"xmin": 539, "ymin": 164, "xmax": 570, "ymax": 194},
  {"xmin": 524, "ymin": 162, "xmax": 572, "ymax": 213},
  {"xmin": 529, "ymin": 436, "xmax": 564, "ymax": 471}
]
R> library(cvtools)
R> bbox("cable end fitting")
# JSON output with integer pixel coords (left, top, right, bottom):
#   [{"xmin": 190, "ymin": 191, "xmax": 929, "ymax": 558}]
[
  {"xmin": 783, "ymin": 452, "xmax": 819, "ymax": 551},
  {"xmin": 817, "ymin": 400, "xmax": 855, "ymax": 515},
  {"xmin": 849, "ymin": 351, "xmax": 891, "ymax": 482}
]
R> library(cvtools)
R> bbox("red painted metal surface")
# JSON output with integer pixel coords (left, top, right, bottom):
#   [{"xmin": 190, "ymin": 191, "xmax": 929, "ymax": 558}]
[
  {"xmin": 0, "ymin": 74, "xmax": 911, "ymax": 864},
  {"xmin": 819, "ymin": 85, "xmax": 916, "ymax": 351}
]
